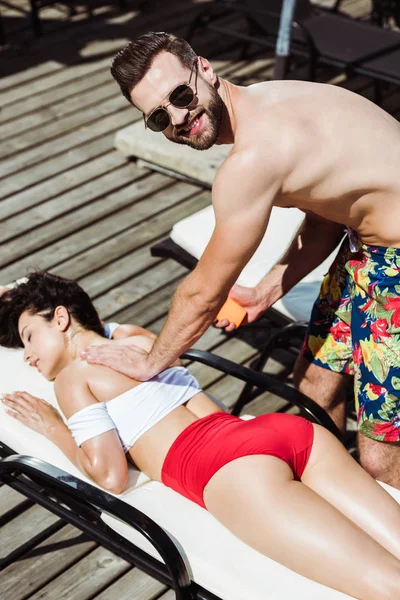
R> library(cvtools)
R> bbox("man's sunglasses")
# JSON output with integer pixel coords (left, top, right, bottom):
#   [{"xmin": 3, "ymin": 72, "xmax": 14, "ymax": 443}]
[{"xmin": 144, "ymin": 61, "xmax": 198, "ymax": 133}]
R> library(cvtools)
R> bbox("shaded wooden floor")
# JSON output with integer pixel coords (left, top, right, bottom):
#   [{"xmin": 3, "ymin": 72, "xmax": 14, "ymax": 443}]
[{"xmin": 1, "ymin": 0, "xmax": 400, "ymax": 597}]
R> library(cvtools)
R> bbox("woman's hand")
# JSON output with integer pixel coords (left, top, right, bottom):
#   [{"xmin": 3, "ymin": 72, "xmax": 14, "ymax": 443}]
[
  {"xmin": 2, "ymin": 392, "xmax": 64, "ymax": 438},
  {"xmin": 80, "ymin": 343, "xmax": 156, "ymax": 381}
]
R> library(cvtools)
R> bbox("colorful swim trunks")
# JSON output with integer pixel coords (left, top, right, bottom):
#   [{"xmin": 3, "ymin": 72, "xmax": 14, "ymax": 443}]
[{"xmin": 302, "ymin": 236, "xmax": 400, "ymax": 442}]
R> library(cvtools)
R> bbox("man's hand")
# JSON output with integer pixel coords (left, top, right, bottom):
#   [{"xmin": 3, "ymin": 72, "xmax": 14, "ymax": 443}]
[
  {"xmin": 2, "ymin": 392, "xmax": 64, "ymax": 438},
  {"xmin": 80, "ymin": 343, "xmax": 156, "ymax": 381},
  {"xmin": 215, "ymin": 284, "xmax": 268, "ymax": 331}
]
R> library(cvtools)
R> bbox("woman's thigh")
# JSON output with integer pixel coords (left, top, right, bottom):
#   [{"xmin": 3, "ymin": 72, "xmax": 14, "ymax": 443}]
[
  {"xmin": 303, "ymin": 424, "xmax": 400, "ymax": 560},
  {"xmin": 202, "ymin": 454, "xmax": 400, "ymax": 599}
]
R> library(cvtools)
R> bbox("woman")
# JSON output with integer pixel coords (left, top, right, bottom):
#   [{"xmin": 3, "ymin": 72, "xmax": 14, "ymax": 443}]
[{"xmin": 1, "ymin": 271, "xmax": 400, "ymax": 600}]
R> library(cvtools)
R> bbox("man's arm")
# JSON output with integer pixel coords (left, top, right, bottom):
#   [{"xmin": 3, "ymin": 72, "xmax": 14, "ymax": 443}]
[
  {"xmin": 227, "ymin": 212, "xmax": 345, "ymax": 325},
  {"xmin": 83, "ymin": 150, "xmax": 282, "ymax": 379},
  {"xmin": 145, "ymin": 164, "xmax": 279, "ymax": 373},
  {"xmin": 261, "ymin": 212, "xmax": 344, "ymax": 301}
]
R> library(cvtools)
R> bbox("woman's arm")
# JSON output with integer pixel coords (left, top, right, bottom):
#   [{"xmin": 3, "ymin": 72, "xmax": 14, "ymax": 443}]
[
  {"xmin": 3, "ymin": 369, "xmax": 129, "ymax": 494},
  {"xmin": 54, "ymin": 366, "xmax": 128, "ymax": 493}
]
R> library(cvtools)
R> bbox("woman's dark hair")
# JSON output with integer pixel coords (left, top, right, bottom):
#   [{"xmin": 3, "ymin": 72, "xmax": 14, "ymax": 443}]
[
  {"xmin": 111, "ymin": 31, "xmax": 198, "ymax": 104},
  {"xmin": 0, "ymin": 271, "xmax": 105, "ymax": 348}
]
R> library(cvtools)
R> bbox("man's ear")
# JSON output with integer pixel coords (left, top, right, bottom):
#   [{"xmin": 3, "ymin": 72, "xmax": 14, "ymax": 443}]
[
  {"xmin": 198, "ymin": 56, "xmax": 218, "ymax": 86},
  {"xmin": 54, "ymin": 306, "xmax": 71, "ymax": 332}
]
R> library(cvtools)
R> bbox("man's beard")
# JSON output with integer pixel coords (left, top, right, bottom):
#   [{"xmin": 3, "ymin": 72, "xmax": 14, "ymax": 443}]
[{"xmin": 170, "ymin": 84, "xmax": 224, "ymax": 151}]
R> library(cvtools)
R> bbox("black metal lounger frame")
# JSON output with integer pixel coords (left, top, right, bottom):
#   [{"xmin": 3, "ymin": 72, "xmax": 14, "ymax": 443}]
[{"xmin": 0, "ymin": 349, "xmax": 340, "ymax": 599}]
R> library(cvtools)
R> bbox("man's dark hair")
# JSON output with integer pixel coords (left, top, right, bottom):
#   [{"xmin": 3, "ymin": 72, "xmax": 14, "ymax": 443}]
[
  {"xmin": 111, "ymin": 31, "xmax": 198, "ymax": 104},
  {"xmin": 0, "ymin": 271, "xmax": 105, "ymax": 348}
]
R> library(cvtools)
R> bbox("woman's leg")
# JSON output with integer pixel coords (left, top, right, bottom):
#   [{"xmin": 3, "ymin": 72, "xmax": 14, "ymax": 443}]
[
  {"xmin": 203, "ymin": 455, "xmax": 400, "ymax": 600},
  {"xmin": 302, "ymin": 424, "xmax": 400, "ymax": 560}
]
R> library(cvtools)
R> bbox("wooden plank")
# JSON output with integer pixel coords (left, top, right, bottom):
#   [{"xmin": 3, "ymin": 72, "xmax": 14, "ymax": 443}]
[
  {"xmin": 109, "ymin": 276, "xmax": 188, "ymax": 327},
  {"xmin": 0, "ymin": 503, "xmax": 61, "ymax": 557},
  {"xmin": 2, "ymin": 79, "xmax": 119, "ymax": 140},
  {"xmin": 77, "ymin": 241, "xmax": 164, "ymax": 299},
  {"xmin": 51, "ymin": 190, "xmax": 210, "ymax": 284},
  {"xmin": 93, "ymin": 260, "xmax": 187, "ymax": 319},
  {"xmin": 0, "ymin": 179, "xmax": 199, "ymax": 280},
  {"xmin": 0, "ymin": 94, "xmax": 131, "ymax": 165},
  {"xmin": 0, "ymin": 524, "xmax": 96, "ymax": 600},
  {"xmin": 0, "ymin": 485, "xmax": 27, "ymax": 517},
  {"xmin": 0, "ymin": 125, "xmax": 132, "ymax": 200},
  {"xmin": 27, "ymin": 545, "xmax": 130, "ymax": 600},
  {"xmin": 0, "ymin": 161, "xmax": 150, "ymax": 247},
  {"xmin": 1, "ymin": 64, "xmax": 114, "ymax": 128},
  {"xmin": 93, "ymin": 567, "xmax": 166, "ymax": 600},
  {"xmin": 0, "ymin": 60, "xmax": 61, "ymax": 93},
  {"xmin": 0, "ymin": 57, "xmax": 112, "ymax": 107},
  {"xmin": 0, "ymin": 150, "xmax": 128, "ymax": 220},
  {"xmin": 157, "ymin": 591, "xmax": 175, "ymax": 600}
]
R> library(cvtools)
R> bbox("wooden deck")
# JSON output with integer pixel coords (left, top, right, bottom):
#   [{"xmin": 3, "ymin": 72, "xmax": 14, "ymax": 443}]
[{"xmin": 1, "ymin": 0, "xmax": 400, "ymax": 597}]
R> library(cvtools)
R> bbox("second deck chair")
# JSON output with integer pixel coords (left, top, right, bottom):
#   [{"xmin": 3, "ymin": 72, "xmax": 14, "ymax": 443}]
[
  {"xmin": 2, "ymin": 342, "xmax": 399, "ymax": 599},
  {"xmin": 187, "ymin": 0, "xmax": 400, "ymax": 98}
]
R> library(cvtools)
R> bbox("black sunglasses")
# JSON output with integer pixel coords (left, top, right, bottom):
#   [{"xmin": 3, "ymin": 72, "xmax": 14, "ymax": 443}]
[{"xmin": 144, "ymin": 61, "xmax": 198, "ymax": 133}]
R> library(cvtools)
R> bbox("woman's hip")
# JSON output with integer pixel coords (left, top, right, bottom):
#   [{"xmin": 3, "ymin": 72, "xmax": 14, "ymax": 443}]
[{"xmin": 161, "ymin": 412, "xmax": 315, "ymax": 508}]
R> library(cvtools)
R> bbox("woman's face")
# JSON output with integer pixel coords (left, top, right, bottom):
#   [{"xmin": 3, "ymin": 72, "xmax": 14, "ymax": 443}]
[{"xmin": 18, "ymin": 308, "xmax": 70, "ymax": 381}]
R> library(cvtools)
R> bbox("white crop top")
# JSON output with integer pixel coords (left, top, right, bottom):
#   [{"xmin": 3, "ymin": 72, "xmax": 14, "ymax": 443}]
[{"xmin": 67, "ymin": 366, "xmax": 202, "ymax": 452}]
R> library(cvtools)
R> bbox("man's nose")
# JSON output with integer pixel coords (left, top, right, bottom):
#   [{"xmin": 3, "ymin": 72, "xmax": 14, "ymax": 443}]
[{"xmin": 168, "ymin": 104, "xmax": 189, "ymax": 128}]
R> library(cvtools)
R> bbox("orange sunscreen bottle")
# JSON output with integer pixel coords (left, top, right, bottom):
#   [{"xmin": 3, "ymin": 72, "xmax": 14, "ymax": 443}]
[{"xmin": 216, "ymin": 298, "xmax": 247, "ymax": 327}]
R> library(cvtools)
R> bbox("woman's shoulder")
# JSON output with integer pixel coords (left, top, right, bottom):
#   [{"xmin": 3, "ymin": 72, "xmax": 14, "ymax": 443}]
[{"xmin": 54, "ymin": 360, "xmax": 104, "ymax": 418}]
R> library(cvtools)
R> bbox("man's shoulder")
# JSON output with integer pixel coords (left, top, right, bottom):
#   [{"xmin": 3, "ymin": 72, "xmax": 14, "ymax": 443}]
[{"xmin": 216, "ymin": 139, "xmax": 288, "ymax": 187}]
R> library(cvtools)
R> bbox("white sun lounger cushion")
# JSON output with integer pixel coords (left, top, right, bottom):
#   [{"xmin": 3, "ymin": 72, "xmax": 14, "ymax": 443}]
[{"xmin": 170, "ymin": 205, "xmax": 342, "ymax": 322}]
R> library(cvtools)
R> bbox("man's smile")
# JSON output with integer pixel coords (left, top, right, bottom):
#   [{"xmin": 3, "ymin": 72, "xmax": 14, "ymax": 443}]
[{"xmin": 178, "ymin": 110, "xmax": 205, "ymax": 136}]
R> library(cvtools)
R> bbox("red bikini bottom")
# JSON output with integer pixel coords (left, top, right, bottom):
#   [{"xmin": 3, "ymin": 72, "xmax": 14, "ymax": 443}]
[{"xmin": 161, "ymin": 412, "xmax": 314, "ymax": 508}]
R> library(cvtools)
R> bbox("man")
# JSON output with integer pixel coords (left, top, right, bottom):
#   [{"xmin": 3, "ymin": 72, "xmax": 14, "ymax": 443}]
[{"xmin": 82, "ymin": 32, "xmax": 400, "ymax": 488}]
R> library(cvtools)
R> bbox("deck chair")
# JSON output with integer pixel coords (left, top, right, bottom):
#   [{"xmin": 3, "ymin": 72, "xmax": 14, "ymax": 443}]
[
  {"xmin": 187, "ymin": 0, "xmax": 400, "ymax": 97},
  {"xmin": 0, "ymin": 336, "xmax": 371, "ymax": 599}
]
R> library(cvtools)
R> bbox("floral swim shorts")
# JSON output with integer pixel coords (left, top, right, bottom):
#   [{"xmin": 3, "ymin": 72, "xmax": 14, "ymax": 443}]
[{"xmin": 302, "ymin": 236, "xmax": 400, "ymax": 442}]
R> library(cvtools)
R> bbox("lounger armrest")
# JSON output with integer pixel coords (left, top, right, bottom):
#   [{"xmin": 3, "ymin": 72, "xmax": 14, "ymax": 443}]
[
  {"xmin": 0, "ymin": 455, "xmax": 193, "ymax": 600},
  {"xmin": 182, "ymin": 349, "xmax": 342, "ymax": 440}
]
